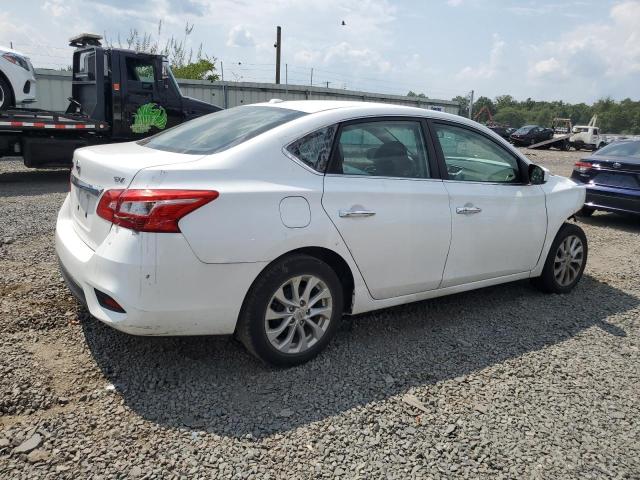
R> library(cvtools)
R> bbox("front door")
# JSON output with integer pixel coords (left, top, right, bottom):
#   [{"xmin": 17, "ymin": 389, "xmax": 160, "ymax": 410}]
[
  {"xmin": 119, "ymin": 54, "xmax": 168, "ymax": 138},
  {"xmin": 322, "ymin": 118, "xmax": 452, "ymax": 300},
  {"xmin": 431, "ymin": 121, "xmax": 547, "ymax": 287}
]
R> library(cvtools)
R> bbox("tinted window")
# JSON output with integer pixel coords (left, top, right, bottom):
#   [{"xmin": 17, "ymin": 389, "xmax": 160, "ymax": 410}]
[
  {"xmin": 434, "ymin": 123, "xmax": 521, "ymax": 183},
  {"xmin": 514, "ymin": 126, "xmax": 535, "ymax": 134},
  {"xmin": 330, "ymin": 120, "xmax": 430, "ymax": 178},
  {"xmin": 140, "ymin": 106, "xmax": 307, "ymax": 155},
  {"xmin": 595, "ymin": 141, "xmax": 640, "ymax": 158},
  {"xmin": 126, "ymin": 58, "xmax": 154, "ymax": 83},
  {"xmin": 286, "ymin": 125, "xmax": 337, "ymax": 172}
]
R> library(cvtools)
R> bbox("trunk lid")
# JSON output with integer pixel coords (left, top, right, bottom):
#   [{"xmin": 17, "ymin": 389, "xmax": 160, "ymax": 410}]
[
  {"xmin": 69, "ymin": 141, "xmax": 204, "ymax": 250},
  {"xmin": 586, "ymin": 155, "xmax": 640, "ymax": 190}
]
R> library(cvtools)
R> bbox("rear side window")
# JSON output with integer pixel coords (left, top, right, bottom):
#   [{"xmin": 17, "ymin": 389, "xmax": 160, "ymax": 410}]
[
  {"xmin": 330, "ymin": 120, "xmax": 430, "ymax": 179},
  {"xmin": 286, "ymin": 125, "xmax": 337, "ymax": 172},
  {"xmin": 140, "ymin": 106, "xmax": 307, "ymax": 155}
]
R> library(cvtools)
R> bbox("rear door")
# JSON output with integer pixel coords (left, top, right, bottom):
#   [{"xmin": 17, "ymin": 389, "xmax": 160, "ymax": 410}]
[
  {"xmin": 119, "ymin": 53, "xmax": 168, "ymax": 138},
  {"xmin": 321, "ymin": 117, "xmax": 451, "ymax": 300},
  {"xmin": 430, "ymin": 121, "xmax": 547, "ymax": 287}
]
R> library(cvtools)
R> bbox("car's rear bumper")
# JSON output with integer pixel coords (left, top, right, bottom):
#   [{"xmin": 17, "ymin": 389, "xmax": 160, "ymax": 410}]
[
  {"xmin": 584, "ymin": 185, "xmax": 640, "ymax": 215},
  {"xmin": 55, "ymin": 195, "xmax": 267, "ymax": 336}
]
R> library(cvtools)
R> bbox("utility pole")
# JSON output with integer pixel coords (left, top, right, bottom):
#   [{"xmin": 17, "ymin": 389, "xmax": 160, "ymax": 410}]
[
  {"xmin": 325, "ymin": 81, "xmax": 330, "ymax": 89},
  {"xmin": 285, "ymin": 64, "xmax": 288, "ymax": 85},
  {"xmin": 274, "ymin": 26, "xmax": 281, "ymax": 84},
  {"xmin": 310, "ymin": 68, "xmax": 313, "ymax": 86},
  {"xmin": 468, "ymin": 89, "xmax": 474, "ymax": 119}
]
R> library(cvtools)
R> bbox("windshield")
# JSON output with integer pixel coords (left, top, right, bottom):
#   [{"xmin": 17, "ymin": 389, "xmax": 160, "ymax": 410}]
[
  {"xmin": 594, "ymin": 141, "xmax": 640, "ymax": 158},
  {"xmin": 514, "ymin": 126, "xmax": 535, "ymax": 134},
  {"xmin": 139, "ymin": 106, "xmax": 307, "ymax": 155}
]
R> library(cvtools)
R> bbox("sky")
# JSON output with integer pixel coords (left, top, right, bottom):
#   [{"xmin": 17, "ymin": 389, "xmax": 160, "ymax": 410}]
[{"xmin": 1, "ymin": 0, "xmax": 639, "ymax": 104}]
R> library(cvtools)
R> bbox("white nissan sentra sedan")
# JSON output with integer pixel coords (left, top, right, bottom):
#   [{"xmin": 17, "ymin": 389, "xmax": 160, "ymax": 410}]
[{"xmin": 56, "ymin": 101, "xmax": 588, "ymax": 366}]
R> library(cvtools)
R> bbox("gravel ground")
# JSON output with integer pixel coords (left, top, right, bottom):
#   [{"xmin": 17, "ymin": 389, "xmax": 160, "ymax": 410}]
[{"xmin": 1, "ymin": 150, "xmax": 639, "ymax": 479}]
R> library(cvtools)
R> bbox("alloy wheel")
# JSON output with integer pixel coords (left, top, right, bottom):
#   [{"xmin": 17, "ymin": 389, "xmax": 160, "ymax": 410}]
[
  {"xmin": 0, "ymin": 85, "xmax": 5, "ymax": 108},
  {"xmin": 264, "ymin": 275, "xmax": 333, "ymax": 354},
  {"xmin": 553, "ymin": 235, "xmax": 584, "ymax": 286}
]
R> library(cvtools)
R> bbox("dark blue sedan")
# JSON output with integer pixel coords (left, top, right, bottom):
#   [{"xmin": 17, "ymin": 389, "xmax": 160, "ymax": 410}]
[{"xmin": 571, "ymin": 140, "xmax": 640, "ymax": 216}]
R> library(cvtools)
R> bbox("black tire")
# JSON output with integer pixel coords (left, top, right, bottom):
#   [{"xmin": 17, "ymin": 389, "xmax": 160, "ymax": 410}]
[
  {"xmin": 0, "ymin": 76, "xmax": 15, "ymax": 111},
  {"xmin": 532, "ymin": 223, "xmax": 588, "ymax": 294},
  {"xmin": 529, "ymin": 138, "xmax": 536, "ymax": 146},
  {"xmin": 561, "ymin": 140, "xmax": 571, "ymax": 151},
  {"xmin": 577, "ymin": 206, "xmax": 595, "ymax": 217},
  {"xmin": 236, "ymin": 254, "xmax": 344, "ymax": 367}
]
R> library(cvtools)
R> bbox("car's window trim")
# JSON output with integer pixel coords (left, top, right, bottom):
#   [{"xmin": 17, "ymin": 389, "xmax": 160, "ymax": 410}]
[
  {"xmin": 427, "ymin": 119, "xmax": 530, "ymax": 185},
  {"xmin": 326, "ymin": 115, "xmax": 441, "ymax": 180}
]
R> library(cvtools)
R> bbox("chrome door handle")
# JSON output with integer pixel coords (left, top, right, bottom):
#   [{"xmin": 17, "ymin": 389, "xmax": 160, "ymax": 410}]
[
  {"xmin": 456, "ymin": 206, "xmax": 482, "ymax": 215},
  {"xmin": 339, "ymin": 209, "xmax": 376, "ymax": 218}
]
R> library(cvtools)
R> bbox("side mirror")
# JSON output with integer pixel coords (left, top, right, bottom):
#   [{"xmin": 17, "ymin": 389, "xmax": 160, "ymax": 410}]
[{"xmin": 529, "ymin": 164, "xmax": 550, "ymax": 185}]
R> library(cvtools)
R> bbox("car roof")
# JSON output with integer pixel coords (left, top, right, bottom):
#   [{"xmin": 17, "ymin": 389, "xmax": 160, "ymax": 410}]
[{"xmin": 251, "ymin": 99, "xmax": 470, "ymax": 123}]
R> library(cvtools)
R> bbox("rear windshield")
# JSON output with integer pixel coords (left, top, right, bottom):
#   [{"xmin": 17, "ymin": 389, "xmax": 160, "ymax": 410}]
[
  {"xmin": 514, "ymin": 126, "xmax": 535, "ymax": 134},
  {"xmin": 594, "ymin": 141, "xmax": 640, "ymax": 158},
  {"xmin": 139, "ymin": 106, "xmax": 307, "ymax": 155}
]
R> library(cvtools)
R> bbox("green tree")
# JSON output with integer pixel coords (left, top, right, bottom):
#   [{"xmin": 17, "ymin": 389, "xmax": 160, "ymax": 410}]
[
  {"xmin": 172, "ymin": 59, "xmax": 218, "ymax": 81},
  {"xmin": 493, "ymin": 107, "xmax": 525, "ymax": 127},
  {"xmin": 451, "ymin": 95, "xmax": 470, "ymax": 116},
  {"xmin": 472, "ymin": 96, "xmax": 496, "ymax": 120}
]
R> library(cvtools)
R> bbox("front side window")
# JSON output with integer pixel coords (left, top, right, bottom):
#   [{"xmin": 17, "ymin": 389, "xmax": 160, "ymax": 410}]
[
  {"xmin": 329, "ymin": 120, "xmax": 430, "ymax": 178},
  {"xmin": 140, "ymin": 106, "xmax": 307, "ymax": 155},
  {"xmin": 286, "ymin": 125, "xmax": 337, "ymax": 172},
  {"xmin": 126, "ymin": 58, "xmax": 155, "ymax": 83},
  {"xmin": 434, "ymin": 123, "xmax": 521, "ymax": 183}
]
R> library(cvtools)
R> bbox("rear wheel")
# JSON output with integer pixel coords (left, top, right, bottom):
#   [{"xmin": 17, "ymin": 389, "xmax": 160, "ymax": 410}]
[
  {"xmin": 561, "ymin": 140, "xmax": 571, "ymax": 151},
  {"xmin": 532, "ymin": 223, "xmax": 588, "ymax": 294},
  {"xmin": 236, "ymin": 254, "xmax": 344, "ymax": 367},
  {"xmin": 0, "ymin": 77, "xmax": 14, "ymax": 110}
]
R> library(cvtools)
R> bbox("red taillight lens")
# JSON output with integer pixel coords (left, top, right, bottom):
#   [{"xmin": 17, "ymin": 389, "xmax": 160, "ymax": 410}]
[
  {"xmin": 574, "ymin": 161, "xmax": 592, "ymax": 173},
  {"xmin": 96, "ymin": 189, "xmax": 124, "ymax": 222},
  {"xmin": 96, "ymin": 189, "xmax": 218, "ymax": 233}
]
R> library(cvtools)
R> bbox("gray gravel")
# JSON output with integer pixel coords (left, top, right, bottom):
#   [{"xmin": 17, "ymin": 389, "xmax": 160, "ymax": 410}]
[{"xmin": 1, "ymin": 152, "xmax": 639, "ymax": 479}]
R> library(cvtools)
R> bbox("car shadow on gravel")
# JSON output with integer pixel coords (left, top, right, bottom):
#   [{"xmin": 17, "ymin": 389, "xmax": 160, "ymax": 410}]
[
  {"xmin": 81, "ymin": 274, "xmax": 638, "ymax": 439},
  {"xmin": 0, "ymin": 169, "xmax": 69, "ymax": 198},
  {"xmin": 577, "ymin": 212, "xmax": 640, "ymax": 234}
]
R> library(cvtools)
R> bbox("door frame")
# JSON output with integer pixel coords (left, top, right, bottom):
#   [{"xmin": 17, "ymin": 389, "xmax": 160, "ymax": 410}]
[{"xmin": 325, "ymin": 115, "xmax": 446, "ymax": 180}]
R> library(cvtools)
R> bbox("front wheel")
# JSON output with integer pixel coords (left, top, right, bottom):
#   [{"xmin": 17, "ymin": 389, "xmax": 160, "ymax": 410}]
[
  {"xmin": 532, "ymin": 223, "xmax": 588, "ymax": 294},
  {"xmin": 236, "ymin": 254, "xmax": 344, "ymax": 367},
  {"xmin": 0, "ymin": 77, "xmax": 14, "ymax": 111}
]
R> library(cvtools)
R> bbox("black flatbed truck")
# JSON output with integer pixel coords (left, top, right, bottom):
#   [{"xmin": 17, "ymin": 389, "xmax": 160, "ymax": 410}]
[{"xmin": 0, "ymin": 34, "xmax": 221, "ymax": 168}]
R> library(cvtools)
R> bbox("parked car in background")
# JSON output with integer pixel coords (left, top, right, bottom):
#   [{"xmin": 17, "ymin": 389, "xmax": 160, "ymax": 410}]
[
  {"xmin": 572, "ymin": 140, "xmax": 640, "ymax": 216},
  {"xmin": 487, "ymin": 125, "xmax": 516, "ymax": 140},
  {"xmin": 0, "ymin": 45, "xmax": 36, "ymax": 110},
  {"xmin": 510, "ymin": 125, "xmax": 554, "ymax": 146},
  {"xmin": 56, "ymin": 101, "xmax": 588, "ymax": 366}
]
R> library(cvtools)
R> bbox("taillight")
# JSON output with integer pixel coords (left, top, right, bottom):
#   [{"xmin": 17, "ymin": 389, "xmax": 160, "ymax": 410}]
[
  {"xmin": 574, "ymin": 161, "xmax": 592, "ymax": 173},
  {"xmin": 96, "ymin": 189, "xmax": 219, "ymax": 233}
]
